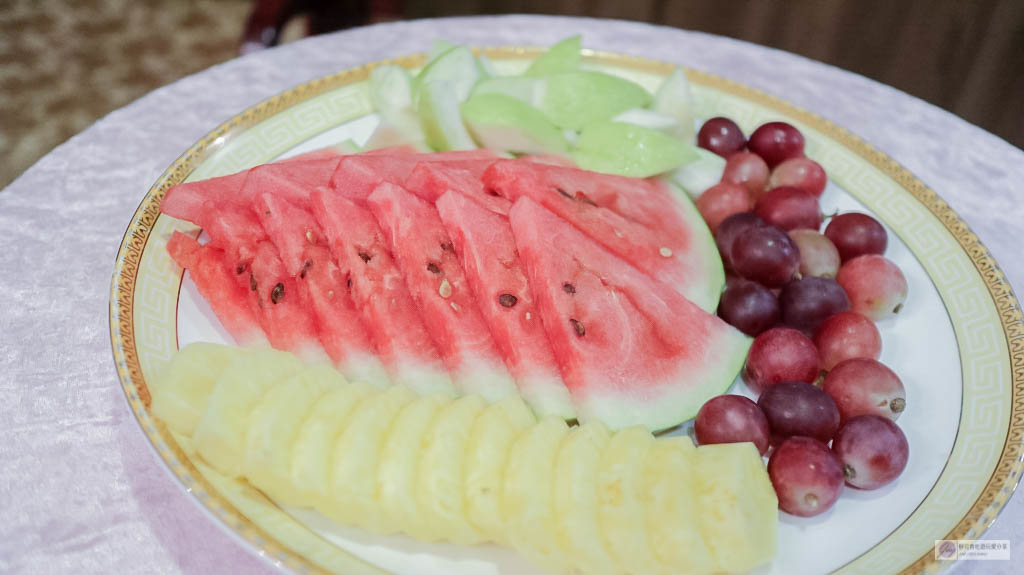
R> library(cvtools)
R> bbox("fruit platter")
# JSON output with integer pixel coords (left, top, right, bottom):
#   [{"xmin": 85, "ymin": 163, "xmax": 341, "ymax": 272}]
[{"xmin": 109, "ymin": 37, "xmax": 1024, "ymax": 575}]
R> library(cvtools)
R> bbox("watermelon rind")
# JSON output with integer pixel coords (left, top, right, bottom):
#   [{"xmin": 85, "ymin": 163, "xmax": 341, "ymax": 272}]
[{"xmin": 661, "ymin": 179, "xmax": 726, "ymax": 312}]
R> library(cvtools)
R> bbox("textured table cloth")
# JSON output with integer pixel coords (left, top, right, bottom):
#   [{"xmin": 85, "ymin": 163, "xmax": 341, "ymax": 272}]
[{"xmin": 1, "ymin": 15, "xmax": 1022, "ymax": 575}]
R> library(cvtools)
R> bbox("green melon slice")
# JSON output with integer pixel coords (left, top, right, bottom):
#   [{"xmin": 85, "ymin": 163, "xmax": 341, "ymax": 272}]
[
  {"xmin": 573, "ymin": 120, "xmax": 698, "ymax": 178},
  {"xmin": 524, "ymin": 35, "xmax": 581, "ymax": 77},
  {"xmin": 509, "ymin": 197, "xmax": 749, "ymax": 431},
  {"xmin": 539, "ymin": 71, "xmax": 652, "ymax": 130},
  {"xmin": 461, "ymin": 92, "xmax": 569, "ymax": 155},
  {"xmin": 653, "ymin": 67, "xmax": 697, "ymax": 142}
]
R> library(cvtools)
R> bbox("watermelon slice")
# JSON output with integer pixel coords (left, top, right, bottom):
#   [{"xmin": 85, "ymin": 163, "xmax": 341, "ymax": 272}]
[
  {"xmin": 366, "ymin": 182, "xmax": 517, "ymax": 401},
  {"xmin": 309, "ymin": 188, "xmax": 455, "ymax": 396},
  {"xmin": 405, "ymin": 162, "xmax": 512, "ymax": 216},
  {"xmin": 254, "ymin": 192, "xmax": 388, "ymax": 386},
  {"xmin": 166, "ymin": 231, "xmax": 266, "ymax": 346},
  {"xmin": 509, "ymin": 197, "xmax": 749, "ymax": 431},
  {"xmin": 329, "ymin": 151, "xmax": 498, "ymax": 202},
  {"xmin": 248, "ymin": 240, "xmax": 330, "ymax": 364},
  {"xmin": 436, "ymin": 191, "xmax": 574, "ymax": 418},
  {"xmin": 483, "ymin": 159, "xmax": 723, "ymax": 311}
]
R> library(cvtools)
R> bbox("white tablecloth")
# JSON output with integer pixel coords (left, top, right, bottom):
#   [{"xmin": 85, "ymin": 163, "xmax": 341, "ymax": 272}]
[{"xmin": 2, "ymin": 15, "xmax": 1021, "ymax": 575}]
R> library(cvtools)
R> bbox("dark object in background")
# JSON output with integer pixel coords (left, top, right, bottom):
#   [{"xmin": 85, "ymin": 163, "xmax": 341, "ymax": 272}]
[{"xmin": 242, "ymin": 0, "xmax": 400, "ymax": 52}]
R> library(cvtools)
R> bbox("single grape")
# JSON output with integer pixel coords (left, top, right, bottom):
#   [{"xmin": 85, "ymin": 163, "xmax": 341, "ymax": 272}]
[
  {"xmin": 758, "ymin": 381, "xmax": 841, "ymax": 444},
  {"xmin": 748, "ymin": 121, "xmax": 805, "ymax": 168},
  {"xmin": 768, "ymin": 436, "xmax": 844, "ymax": 517},
  {"xmin": 742, "ymin": 327, "xmax": 819, "ymax": 392},
  {"xmin": 754, "ymin": 186, "xmax": 822, "ymax": 231},
  {"xmin": 715, "ymin": 212, "xmax": 765, "ymax": 271},
  {"xmin": 769, "ymin": 157, "xmax": 828, "ymax": 197},
  {"xmin": 732, "ymin": 225, "xmax": 800, "ymax": 288},
  {"xmin": 788, "ymin": 229, "xmax": 841, "ymax": 278},
  {"xmin": 833, "ymin": 414, "xmax": 909, "ymax": 490},
  {"xmin": 814, "ymin": 311, "xmax": 881, "ymax": 370},
  {"xmin": 722, "ymin": 152, "xmax": 770, "ymax": 197},
  {"xmin": 836, "ymin": 255, "xmax": 908, "ymax": 321},
  {"xmin": 696, "ymin": 182, "xmax": 753, "ymax": 233},
  {"xmin": 697, "ymin": 117, "xmax": 747, "ymax": 158},
  {"xmin": 779, "ymin": 276, "xmax": 851, "ymax": 334},
  {"xmin": 824, "ymin": 213, "xmax": 888, "ymax": 262},
  {"xmin": 718, "ymin": 278, "xmax": 780, "ymax": 336},
  {"xmin": 822, "ymin": 358, "xmax": 906, "ymax": 422},
  {"xmin": 695, "ymin": 394, "xmax": 771, "ymax": 455}
]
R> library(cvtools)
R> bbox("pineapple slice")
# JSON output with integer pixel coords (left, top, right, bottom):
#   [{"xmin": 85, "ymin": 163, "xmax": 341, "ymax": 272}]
[
  {"xmin": 415, "ymin": 394, "xmax": 487, "ymax": 544},
  {"xmin": 325, "ymin": 385, "xmax": 417, "ymax": 532},
  {"xmin": 463, "ymin": 396, "xmax": 535, "ymax": 543},
  {"xmin": 691, "ymin": 442, "xmax": 779, "ymax": 573},
  {"xmin": 243, "ymin": 364, "xmax": 346, "ymax": 507},
  {"xmin": 192, "ymin": 348, "xmax": 304, "ymax": 477},
  {"xmin": 376, "ymin": 393, "xmax": 452, "ymax": 538},
  {"xmin": 289, "ymin": 383, "xmax": 374, "ymax": 509},
  {"xmin": 643, "ymin": 437, "xmax": 715, "ymax": 574},
  {"xmin": 553, "ymin": 421, "xmax": 619, "ymax": 575},
  {"xmin": 501, "ymin": 415, "xmax": 572, "ymax": 574},
  {"xmin": 597, "ymin": 426, "xmax": 666, "ymax": 575},
  {"xmin": 151, "ymin": 342, "xmax": 240, "ymax": 437}
]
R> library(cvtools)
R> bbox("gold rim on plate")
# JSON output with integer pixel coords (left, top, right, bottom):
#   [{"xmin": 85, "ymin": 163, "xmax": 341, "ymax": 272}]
[{"xmin": 109, "ymin": 47, "xmax": 1024, "ymax": 575}]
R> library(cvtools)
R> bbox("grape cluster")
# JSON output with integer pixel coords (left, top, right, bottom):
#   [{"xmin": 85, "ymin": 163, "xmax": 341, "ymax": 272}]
[{"xmin": 694, "ymin": 117, "xmax": 913, "ymax": 517}]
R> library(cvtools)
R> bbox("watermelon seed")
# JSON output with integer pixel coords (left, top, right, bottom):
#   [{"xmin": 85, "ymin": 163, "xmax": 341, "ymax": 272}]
[
  {"xmin": 299, "ymin": 260, "xmax": 312, "ymax": 279},
  {"xmin": 562, "ymin": 283, "xmax": 576, "ymax": 295},
  {"xmin": 450, "ymin": 302, "xmax": 460, "ymax": 311},
  {"xmin": 249, "ymin": 273, "xmax": 257, "ymax": 292},
  {"xmin": 555, "ymin": 186, "xmax": 572, "ymax": 199},
  {"xmin": 525, "ymin": 312, "xmax": 532, "ymax": 320},
  {"xmin": 346, "ymin": 276, "xmax": 352, "ymax": 288},
  {"xmin": 439, "ymin": 278, "xmax": 452, "ymax": 299},
  {"xmin": 614, "ymin": 229, "xmax": 624, "ymax": 238},
  {"xmin": 659, "ymin": 247, "xmax": 673, "ymax": 257},
  {"xmin": 358, "ymin": 251, "xmax": 372, "ymax": 263},
  {"xmin": 264, "ymin": 210, "xmax": 271, "ymax": 216},
  {"xmin": 440, "ymin": 241, "xmax": 455, "ymax": 252},
  {"xmin": 575, "ymin": 192, "xmax": 597, "ymax": 207},
  {"xmin": 427, "ymin": 263, "xmax": 441, "ymax": 274},
  {"xmin": 305, "ymin": 230, "xmax": 314, "ymax": 243},
  {"xmin": 236, "ymin": 263, "xmax": 246, "ymax": 275},
  {"xmin": 271, "ymin": 283, "xmax": 285, "ymax": 304},
  {"xmin": 570, "ymin": 318, "xmax": 586, "ymax": 336},
  {"xmin": 498, "ymin": 293, "xmax": 518, "ymax": 308}
]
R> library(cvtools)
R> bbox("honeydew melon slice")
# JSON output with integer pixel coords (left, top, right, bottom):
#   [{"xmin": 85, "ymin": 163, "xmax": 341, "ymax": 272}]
[
  {"xmin": 611, "ymin": 108, "xmax": 681, "ymax": 135},
  {"xmin": 151, "ymin": 342, "xmax": 239, "ymax": 437},
  {"xmin": 192, "ymin": 348, "xmax": 303, "ymax": 478},
  {"xmin": 573, "ymin": 121, "xmax": 698, "ymax": 178},
  {"xmin": 243, "ymin": 364, "xmax": 346, "ymax": 506},
  {"xmin": 418, "ymin": 81, "xmax": 477, "ymax": 151},
  {"xmin": 463, "ymin": 396, "xmax": 536, "ymax": 543},
  {"xmin": 369, "ymin": 65, "xmax": 423, "ymax": 140},
  {"xmin": 461, "ymin": 92, "xmax": 569, "ymax": 155},
  {"xmin": 523, "ymin": 35, "xmax": 581, "ymax": 77},
  {"xmin": 653, "ymin": 67, "xmax": 697, "ymax": 142},
  {"xmin": 471, "ymin": 76, "xmax": 546, "ymax": 107},
  {"xmin": 416, "ymin": 45, "xmax": 481, "ymax": 103},
  {"xmin": 539, "ymin": 71, "xmax": 652, "ymax": 130}
]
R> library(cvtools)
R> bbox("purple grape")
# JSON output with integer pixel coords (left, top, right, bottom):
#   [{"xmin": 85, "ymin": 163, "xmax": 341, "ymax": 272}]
[
  {"xmin": 714, "ymin": 212, "xmax": 765, "ymax": 271},
  {"xmin": 731, "ymin": 225, "xmax": 800, "ymax": 288},
  {"xmin": 779, "ymin": 276, "xmax": 851, "ymax": 334},
  {"xmin": 697, "ymin": 117, "xmax": 747, "ymax": 158},
  {"xmin": 718, "ymin": 278, "xmax": 780, "ymax": 336},
  {"xmin": 758, "ymin": 381, "xmax": 841, "ymax": 444}
]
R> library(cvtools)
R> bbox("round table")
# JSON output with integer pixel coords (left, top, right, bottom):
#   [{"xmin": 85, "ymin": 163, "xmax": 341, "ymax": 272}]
[{"xmin": 2, "ymin": 15, "xmax": 1021, "ymax": 575}]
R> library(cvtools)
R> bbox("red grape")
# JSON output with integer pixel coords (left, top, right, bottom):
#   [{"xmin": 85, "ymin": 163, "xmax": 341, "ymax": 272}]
[
  {"xmin": 748, "ymin": 121, "xmax": 805, "ymax": 168},
  {"xmin": 814, "ymin": 311, "xmax": 881, "ymax": 370},
  {"xmin": 695, "ymin": 394, "xmax": 771, "ymax": 455},
  {"xmin": 697, "ymin": 116, "xmax": 746, "ymax": 158},
  {"xmin": 732, "ymin": 225, "xmax": 800, "ymax": 288},
  {"xmin": 779, "ymin": 276, "xmax": 851, "ymax": 334},
  {"xmin": 825, "ymin": 213, "xmax": 888, "ymax": 262},
  {"xmin": 833, "ymin": 415, "xmax": 909, "ymax": 490},
  {"xmin": 768, "ymin": 436, "xmax": 844, "ymax": 517},
  {"xmin": 715, "ymin": 212, "xmax": 765, "ymax": 271},
  {"xmin": 758, "ymin": 381, "xmax": 841, "ymax": 444},
  {"xmin": 836, "ymin": 255, "xmax": 908, "ymax": 321},
  {"xmin": 822, "ymin": 358, "xmax": 906, "ymax": 422},
  {"xmin": 769, "ymin": 157, "xmax": 828, "ymax": 197},
  {"xmin": 754, "ymin": 186, "xmax": 822, "ymax": 231},
  {"xmin": 697, "ymin": 182, "xmax": 753, "ymax": 233},
  {"xmin": 722, "ymin": 152, "xmax": 770, "ymax": 197},
  {"xmin": 718, "ymin": 277, "xmax": 781, "ymax": 336},
  {"xmin": 742, "ymin": 327, "xmax": 819, "ymax": 392},
  {"xmin": 788, "ymin": 229, "xmax": 841, "ymax": 278}
]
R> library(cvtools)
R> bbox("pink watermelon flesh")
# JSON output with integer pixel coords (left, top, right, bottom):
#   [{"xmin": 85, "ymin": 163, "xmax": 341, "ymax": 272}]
[
  {"xmin": 254, "ymin": 192, "xmax": 388, "ymax": 385},
  {"xmin": 248, "ymin": 240, "xmax": 329, "ymax": 364},
  {"xmin": 329, "ymin": 152, "xmax": 498, "ymax": 202},
  {"xmin": 366, "ymin": 182, "xmax": 517, "ymax": 402},
  {"xmin": 483, "ymin": 159, "xmax": 702, "ymax": 306},
  {"xmin": 309, "ymin": 187, "xmax": 454, "ymax": 396},
  {"xmin": 405, "ymin": 162, "xmax": 512, "ymax": 215},
  {"xmin": 436, "ymin": 191, "xmax": 574, "ymax": 418},
  {"xmin": 509, "ymin": 197, "xmax": 749, "ymax": 431},
  {"xmin": 161, "ymin": 171, "xmax": 248, "ymax": 225},
  {"xmin": 166, "ymin": 231, "xmax": 265, "ymax": 346}
]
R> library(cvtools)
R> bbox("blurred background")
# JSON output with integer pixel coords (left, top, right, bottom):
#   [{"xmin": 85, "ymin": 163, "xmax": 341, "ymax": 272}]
[{"xmin": 2, "ymin": 0, "xmax": 1021, "ymax": 189}]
